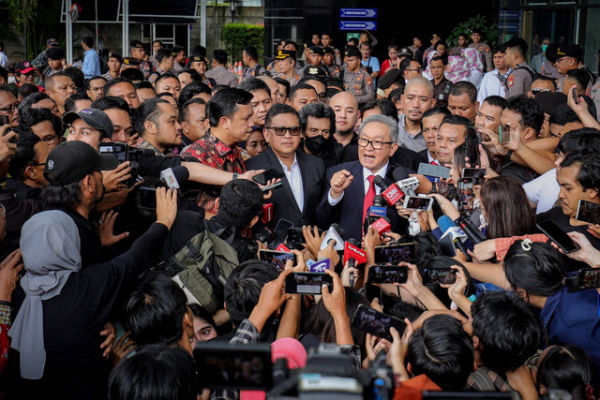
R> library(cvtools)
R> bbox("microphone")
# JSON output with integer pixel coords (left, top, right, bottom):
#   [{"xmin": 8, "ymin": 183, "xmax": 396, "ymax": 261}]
[
  {"xmin": 160, "ymin": 166, "xmax": 189, "ymax": 190},
  {"xmin": 343, "ymin": 241, "xmax": 367, "ymax": 266},
  {"xmin": 373, "ymin": 175, "xmax": 387, "ymax": 191},
  {"xmin": 438, "ymin": 215, "xmax": 471, "ymax": 261},
  {"xmin": 381, "ymin": 182, "xmax": 404, "ymax": 206},
  {"xmin": 459, "ymin": 216, "xmax": 486, "ymax": 244},
  {"xmin": 261, "ymin": 203, "xmax": 273, "ymax": 224},
  {"xmin": 396, "ymin": 177, "xmax": 420, "ymax": 197},
  {"xmin": 320, "ymin": 223, "xmax": 345, "ymax": 251}
]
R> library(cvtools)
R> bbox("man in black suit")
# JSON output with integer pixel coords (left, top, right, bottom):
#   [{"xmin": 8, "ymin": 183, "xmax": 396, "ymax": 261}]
[
  {"xmin": 246, "ymin": 103, "xmax": 325, "ymax": 228},
  {"xmin": 315, "ymin": 114, "xmax": 412, "ymax": 241}
]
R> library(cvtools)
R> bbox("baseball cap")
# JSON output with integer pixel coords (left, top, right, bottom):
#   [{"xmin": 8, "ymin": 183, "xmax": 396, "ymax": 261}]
[
  {"xmin": 122, "ymin": 57, "xmax": 141, "ymax": 66},
  {"xmin": 44, "ymin": 141, "xmax": 116, "ymax": 186},
  {"xmin": 555, "ymin": 44, "xmax": 583, "ymax": 61},
  {"xmin": 274, "ymin": 49, "xmax": 296, "ymax": 60},
  {"xmin": 130, "ymin": 39, "xmax": 144, "ymax": 49},
  {"xmin": 46, "ymin": 38, "xmax": 59, "ymax": 47},
  {"xmin": 46, "ymin": 47, "xmax": 65, "ymax": 60},
  {"xmin": 107, "ymin": 52, "xmax": 123, "ymax": 63},
  {"xmin": 190, "ymin": 55, "xmax": 207, "ymax": 64},
  {"xmin": 62, "ymin": 108, "xmax": 114, "ymax": 139},
  {"xmin": 344, "ymin": 46, "xmax": 361, "ymax": 58},
  {"xmin": 323, "ymin": 47, "xmax": 334, "ymax": 55},
  {"xmin": 16, "ymin": 61, "xmax": 34, "ymax": 74},
  {"xmin": 304, "ymin": 66, "xmax": 327, "ymax": 78},
  {"xmin": 308, "ymin": 46, "xmax": 324, "ymax": 56}
]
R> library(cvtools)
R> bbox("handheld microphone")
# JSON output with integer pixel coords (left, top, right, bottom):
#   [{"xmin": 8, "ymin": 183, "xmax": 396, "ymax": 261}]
[
  {"xmin": 396, "ymin": 177, "xmax": 420, "ymax": 197},
  {"xmin": 438, "ymin": 215, "xmax": 468, "ymax": 243},
  {"xmin": 343, "ymin": 241, "xmax": 367, "ymax": 266},
  {"xmin": 261, "ymin": 203, "xmax": 273, "ymax": 224},
  {"xmin": 382, "ymin": 183, "xmax": 404, "ymax": 206},
  {"xmin": 320, "ymin": 223, "xmax": 345, "ymax": 251},
  {"xmin": 459, "ymin": 216, "xmax": 486, "ymax": 244},
  {"xmin": 373, "ymin": 175, "xmax": 387, "ymax": 191}
]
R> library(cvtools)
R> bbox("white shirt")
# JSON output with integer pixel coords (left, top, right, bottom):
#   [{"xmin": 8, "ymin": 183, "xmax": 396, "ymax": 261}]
[
  {"xmin": 523, "ymin": 168, "xmax": 559, "ymax": 214},
  {"xmin": 0, "ymin": 52, "xmax": 8, "ymax": 68},
  {"xmin": 477, "ymin": 68, "xmax": 511, "ymax": 104},
  {"xmin": 279, "ymin": 155, "xmax": 304, "ymax": 211},
  {"xmin": 427, "ymin": 151, "xmax": 439, "ymax": 165},
  {"xmin": 328, "ymin": 162, "xmax": 389, "ymax": 206}
]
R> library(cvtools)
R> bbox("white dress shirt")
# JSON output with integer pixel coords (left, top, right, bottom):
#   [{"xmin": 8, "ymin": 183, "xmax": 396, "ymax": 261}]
[
  {"xmin": 328, "ymin": 162, "xmax": 389, "ymax": 206},
  {"xmin": 279, "ymin": 155, "xmax": 304, "ymax": 211},
  {"xmin": 477, "ymin": 68, "xmax": 512, "ymax": 104},
  {"xmin": 523, "ymin": 168, "xmax": 559, "ymax": 214}
]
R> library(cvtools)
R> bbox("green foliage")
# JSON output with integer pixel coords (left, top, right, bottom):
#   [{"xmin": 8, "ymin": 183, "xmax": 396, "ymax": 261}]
[
  {"xmin": 221, "ymin": 23, "xmax": 264, "ymax": 64},
  {"xmin": 446, "ymin": 15, "xmax": 499, "ymax": 49}
]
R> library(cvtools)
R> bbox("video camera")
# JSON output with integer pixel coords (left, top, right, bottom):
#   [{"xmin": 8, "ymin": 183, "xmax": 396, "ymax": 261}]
[{"xmin": 98, "ymin": 142, "xmax": 144, "ymax": 186}]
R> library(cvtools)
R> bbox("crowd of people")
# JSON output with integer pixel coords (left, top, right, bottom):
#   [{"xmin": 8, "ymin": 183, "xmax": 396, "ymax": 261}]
[{"xmin": 0, "ymin": 27, "xmax": 598, "ymax": 400}]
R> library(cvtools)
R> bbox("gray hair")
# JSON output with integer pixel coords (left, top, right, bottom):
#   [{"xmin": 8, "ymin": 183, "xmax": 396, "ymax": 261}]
[{"xmin": 359, "ymin": 114, "xmax": 398, "ymax": 143}]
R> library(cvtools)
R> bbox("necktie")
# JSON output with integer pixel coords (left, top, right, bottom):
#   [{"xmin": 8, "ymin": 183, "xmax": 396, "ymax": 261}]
[
  {"xmin": 430, "ymin": 160, "xmax": 439, "ymax": 166},
  {"xmin": 363, "ymin": 175, "xmax": 376, "ymax": 222}
]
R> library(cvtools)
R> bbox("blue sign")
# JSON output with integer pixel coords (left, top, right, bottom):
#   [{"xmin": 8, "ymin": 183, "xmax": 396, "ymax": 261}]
[
  {"xmin": 339, "ymin": 20, "xmax": 377, "ymax": 31},
  {"xmin": 309, "ymin": 259, "xmax": 331, "ymax": 273},
  {"xmin": 340, "ymin": 8, "xmax": 377, "ymax": 18}
]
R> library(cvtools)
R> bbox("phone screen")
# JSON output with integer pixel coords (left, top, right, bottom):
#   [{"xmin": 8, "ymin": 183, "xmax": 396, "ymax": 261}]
[
  {"xmin": 259, "ymin": 250, "xmax": 296, "ymax": 271},
  {"xmin": 576, "ymin": 200, "xmax": 600, "ymax": 225},
  {"xmin": 422, "ymin": 268, "xmax": 457, "ymax": 285},
  {"xmin": 462, "ymin": 168, "xmax": 485, "ymax": 179},
  {"xmin": 374, "ymin": 243, "xmax": 415, "ymax": 264},
  {"xmin": 285, "ymin": 272, "xmax": 332, "ymax": 295},
  {"xmin": 457, "ymin": 178, "xmax": 476, "ymax": 214},
  {"xmin": 252, "ymin": 169, "xmax": 284, "ymax": 185},
  {"xmin": 537, "ymin": 221, "xmax": 579, "ymax": 253},
  {"xmin": 579, "ymin": 268, "xmax": 600, "ymax": 289},
  {"xmin": 351, "ymin": 304, "xmax": 406, "ymax": 341},
  {"xmin": 138, "ymin": 186, "xmax": 157, "ymax": 210},
  {"xmin": 404, "ymin": 196, "xmax": 432, "ymax": 210},
  {"xmin": 417, "ymin": 162, "xmax": 451, "ymax": 179},
  {"xmin": 368, "ymin": 265, "xmax": 408, "ymax": 284}
]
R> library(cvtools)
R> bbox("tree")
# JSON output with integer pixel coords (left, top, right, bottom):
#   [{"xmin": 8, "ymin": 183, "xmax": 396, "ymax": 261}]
[
  {"xmin": 446, "ymin": 15, "xmax": 498, "ymax": 49},
  {"xmin": 221, "ymin": 23, "xmax": 264, "ymax": 64}
]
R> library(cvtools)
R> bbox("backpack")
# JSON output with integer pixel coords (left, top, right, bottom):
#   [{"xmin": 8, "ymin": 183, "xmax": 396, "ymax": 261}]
[
  {"xmin": 468, "ymin": 367, "xmax": 522, "ymax": 400},
  {"xmin": 168, "ymin": 227, "xmax": 239, "ymax": 314}
]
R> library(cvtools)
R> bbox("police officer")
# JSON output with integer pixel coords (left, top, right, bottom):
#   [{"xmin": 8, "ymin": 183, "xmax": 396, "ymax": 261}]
[
  {"xmin": 504, "ymin": 37, "xmax": 536, "ymax": 98},
  {"xmin": 271, "ymin": 49, "xmax": 301, "ymax": 86},
  {"xmin": 241, "ymin": 45, "xmax": 269, "ymax": 81},
  {"xmin": 129, "ymin": 40, "xmax": 153, "ymax": 79},
  {"xmin": 429, "ymin": 56, "xmax": 452, "ymax": 108},
  {"xmin": 342, "ymin": 46, "xmax": 374, "ymax": 105},
  {"xmin": 323, "ymin": 47, "xmax": 341, "ymax": 78},
  {"xmin": 468, "ymin": 29, "xmax": 493, "ymax": 72}
]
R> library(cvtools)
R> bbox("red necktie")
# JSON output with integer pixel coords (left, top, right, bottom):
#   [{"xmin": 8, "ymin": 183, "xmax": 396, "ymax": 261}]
[
  {"xmin": 363, "ymin": 175, "xmax": 376, "ymax": 222},
  {"xmin": 430, "ymin": 160, "xmax": 439, "ymax": 166}
]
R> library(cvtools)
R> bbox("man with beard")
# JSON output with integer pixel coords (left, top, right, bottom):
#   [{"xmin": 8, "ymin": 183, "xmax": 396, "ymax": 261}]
[
  {"xmin": 330, "ymin": 91, "xmax": 359, "ymax": 147},
  {"xmin": 397, "ymin": 77, "xmax": 436, "ymax": 153},
  {"xmin": 299, "ymin": 102, "xmax": 343, "ymax": 168}
]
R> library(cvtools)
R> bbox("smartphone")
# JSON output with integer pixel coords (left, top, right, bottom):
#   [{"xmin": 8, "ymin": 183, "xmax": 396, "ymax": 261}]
[
  {"xmin": 137, "ymin": 186, "xmax": 157, "ymax": 211},
  {"xmin": 351, "ymin": 304, "xmax": 406, "ymax": 341},
  {"xmin": 536, "ymin": 220, "xmax": 579, "ymax": 253},
  {"xmin": 261, "ymin": 181, "xmax": 283, "ymax": 192},
  {"xmin": 273, "ymin": 218, "xmax": 294, "ymax": 244},
  {"xmin": 403, "ymin": 196, "xmax": 433, "ymax": 211},
  {"xmin": 417, "ymin": 162, "xmax": 451, "ymax": 179},
  {"xmin": 259, "ymin": 250, "xmax": 296, "ymax": 271},
  {"xmin": 572, "ymin": 86, "xmax": 579, "ymax": 104},
  {"xmin": 194, "ymin": 342, "xmax": 272, "ymax": 390},
  {"xmin": 367, "ymin": 265, "xmax": 408, "ymax": 284},
  {"xmin": 576, "ymin": 200, "xmax": 600, "ymax": 225},
  {"xmin": 252, "ymin": 169, "xmax": 284, "ymax": 185},
  {"xmin": 575, "ymin": 268, "xmax": 600, "ymax": 290},
  {"xmin": 286, "ymin": 227, "xmax": 304, "ymax": 248},
  {"xmin": 462, "ymin": 168, "xmax": 485, "ymax": 179},
  {"xmin": 422, "ymin": 268, "xmax": 457, "ymax": 285},
  {"xmin": 374, "ymin": 242, "xmax": 415, "ymax": 264},
  {"xmin": 457, "ymin": 178, "xmax": 476, "ymax": 214},
  {"xmin": 285, "ymin": 272, "xmax": 332, "ymax": 295},
  {"xmin": 499, "ymin": 125, "xmax": 510, "ymax": 144}
]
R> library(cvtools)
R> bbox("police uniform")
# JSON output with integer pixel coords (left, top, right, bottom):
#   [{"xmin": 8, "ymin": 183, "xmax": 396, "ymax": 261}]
[
  {"xmin": 130, "ymin": 40, "xmax": 153, "ymax": 79},
  {"xmin": 506, "ymin": 62, "xmax": 535, "ymax": 98},
  {"xmin": 432, "ymin": 77, "xmax": 453, "ymax": 108},
  {"xmin": 469, "ymin": 42, "xmax": 493, "ymax": 72},
  {"xmin": 342, "ymin": 46, "xmax": 374, "ymax": 105},
  {"xmin": 241, "ymin": 64, "xmax": 269, "ymax": 81},
  {"xmin": 272, "ymin": 49, "xmax": 302, "ymax": 86}
]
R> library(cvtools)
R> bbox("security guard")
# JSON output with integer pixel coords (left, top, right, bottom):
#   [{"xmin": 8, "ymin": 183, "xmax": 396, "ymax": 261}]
[
  {"xmin": 342, "ymin": 46, "xmax": 374, "ymax": 105},
  {"xmin": 271, "ymin": 49, "xmax": 302, "ymax": 86},
  {"xmin": 504, "ymin": 37, "xmax": 536, "ymax": 98},
  {"xmin": 468, "ymin": 29, "xmax": 493, "ymax": 72},
  {"xmin": 323, "ymin": 47, "xmax": 341, "ymax": 78}
]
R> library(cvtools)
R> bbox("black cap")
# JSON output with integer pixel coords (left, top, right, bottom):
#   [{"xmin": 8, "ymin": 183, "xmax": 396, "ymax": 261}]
[
  {"xmin": 308, "ymin": 46, "xmax": 324, "ymax": 56},
  {"xmin": 274, "ymin": 49, "xmax": 296, "ymax": 60},
  {"xmin": 190, "ymin": 55, "xmax": 207, "ymax": 63},
  {"xmin": 107, "ymin": 52, "xmax": 123, "ymax": 63},
  {"xmin": 305, "ymin": 66, "xmax": 327, "ymax": 77},
  {"xmin": 555, "ymin": 44, "xmax": 583, "ymax": 61},
  {"xmin": 46, "ymin": 47, "xmax": 65, "ymax": 60},
  {"xmin": 544, "ymin": 43, "xmax": 560, "ymax": 63},
  {"xmin": 44, "ymin": 141, "xmax": 116, "ymax": 186},
  {"xmin": 344, "ymin": 46, "xmax": 361, "ymax": 58},
  {"xmin": 15, "ymin": 61, "xmax": 34, "ymax": 74},
  {"xmin": 534, "ymin": 92, "xmax": 567, "ymax": 115},
  {"xmin": 323, "ymin": 47, "xmax": 334, "ymax": 55},
  {"xmin": 130, "ymin": 39, "xmax": 144, "ymax": 49},
  {"xmin": 122, "ymin": 57, "xmax": 141, "ymax": 66},
  {"xmin": 62, "ymin": 108, "xmax": 113, "ymax": 139}
]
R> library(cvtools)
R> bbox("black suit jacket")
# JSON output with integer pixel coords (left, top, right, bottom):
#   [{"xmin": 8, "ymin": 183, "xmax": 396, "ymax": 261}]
[
  {"xmin": 246, "ymin": 149, "xmax": 325, "ymax": 227},
  {"xmin": 315, "ymin": 161, "xmax": 412, "ymax": 241}
]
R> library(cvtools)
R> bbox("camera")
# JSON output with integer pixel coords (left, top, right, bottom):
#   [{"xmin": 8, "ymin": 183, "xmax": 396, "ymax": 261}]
[{"xmin": 99, "ymin": 142, "xmax": 143, "ymax": 186}]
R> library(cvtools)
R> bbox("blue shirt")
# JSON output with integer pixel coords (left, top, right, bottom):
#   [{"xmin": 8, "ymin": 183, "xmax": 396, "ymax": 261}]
[
  {"xmin": 82, "ymin": 48, "xmax": 101, "ymax": 79},
  {"xmin": 361, "ymin": 56, "xmax": 380, "ymax": 73},
  {"xmin": 541, "ymin": 286, "xmax": 600, "ymax": 367}
]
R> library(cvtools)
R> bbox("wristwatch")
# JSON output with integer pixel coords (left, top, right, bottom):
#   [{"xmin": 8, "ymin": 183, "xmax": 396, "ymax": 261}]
[{"xmin": 232, "ymin": 173, "xmax": 239, "ymax": 180}]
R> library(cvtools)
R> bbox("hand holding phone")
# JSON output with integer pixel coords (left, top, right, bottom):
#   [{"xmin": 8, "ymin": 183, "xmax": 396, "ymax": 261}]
[
  {"xmin": 285, "ymin": 272, "xmax": 332, "ymax": 294},
  {"xmin": 576, "ymin": 200, "xmax": 600, "ymax": 225},
  {"xmin": 536, "ymin": 220, "xmax": 579, "ymax": 253},
  {"xmin": 368, "ymin": 265, "xmax": 408, "ymax": 284},
  {"xmin": 351, "ymin": 304, "xmax": 406, "ymax": 341}
]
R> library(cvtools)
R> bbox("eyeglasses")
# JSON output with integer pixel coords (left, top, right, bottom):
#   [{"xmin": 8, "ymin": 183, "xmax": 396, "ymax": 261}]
[
  {"xmin": 266, "ymin": 126, "xmax": 301, "ymax": 136},
  {"xmin": 357, "ymin": 137, "xmax": 393, "ymax": 150}
]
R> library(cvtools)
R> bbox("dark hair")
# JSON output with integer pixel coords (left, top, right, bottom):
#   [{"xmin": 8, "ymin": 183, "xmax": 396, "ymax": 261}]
[
  {"xmin": 152, "ymin": 39, "xmax": 163, "ymax": 46},
  {"xmin": 299, "ymin": 76, "xmax": 327, "ymax": 90},
  {"xmin": 135, "ymin": 81, "xmax": 154, "ymax": 90},
  {"xmin": 482, "ymin": 95, "xmax": 507, "ymax": 110},
  {"xmin": 135, "ymin": 98, "xmax": 169, "ymax": 135},
  {"xmin": 407, "ymin": 314, "xmax": 474, "ymax": 391},
  {"xmin": 155, "ymin": 48, "xmax": 173, "ymax": 63},
  {"xmin": 9, "ymin": 133, "xmax": 41, "ymax": 181},
  {"xmin": 212, "ymin": 49, "xmax": 228, "ymax": 65},
  {"xmin": 449, "ymin": 81, "xmax": 477, "ymax": 104},
  {"xmin": 430, "ymin": 55, "xmax": 447, "ymax": 66},
  {"xmin": 206, "ymin": 88, "xmax": 252, "ymax": 127},
  {"xmin": 440, "ymin": 114, "xmax": 475, "ymax": 143},
  {"xmin": 63, "ymin": 66, "xmax": 85, "ymax": 89},
  {"xmin": 243, "ymin": 45, "xmax": 258, "ymax": 61},
  {"xmin": 157, "ymin": 92, "xmax": 176, "ymax": 101},
  {"xmin": 64, "ymin": 91, "xmax": 91, "ymax": 113},
  {"xmin": 177, "ymin": 68, "xmax": 201, "ymax": 83},
  {"xmin": 154, "ymin": 72, "xmax": 179, "ymax": 88},
  {"xmin": 299, "ymin": 102, "xmax": 335, "ymax": 134},
  {"xmin": 92, "ymin": 95, "xmax": 130, "ymax": 114},
  {"xmin": 107, "ymin": 52, "xmax": 122, "ymax": 62},
  {"xmin": 18, "ymin": 83, "xmax": 39, "ymax": 100},
  {"xmin": 503, "ymin": 241, "xmax": 565, "ymax": 297},
  {"xmin": 388, "ymin": 88, "xmax": 404, "ymax": 102},
  {"xmin": 265, "ymin": 103, "xmax": 300, "ymax": 127},
  {"xmin": 125, "ymin": 272, "xmax": 188, "ymax": 346},
  {"xmin": 537, "ymin": 344, "xmax": 595, "ymax": 400},
  {"xmin": 413, "ymin": 232, "xmax": 444, "ymax": 269},
  {"xmin": 238, "ymin": 78, "xmax": 271, "ymax": 97},
  {"xmin": 217, "ymin": 179, "xmax": 263, "ymax": 229},
  {"xmin": 85, "ymin": 76, "xmax": 107, "ymax": 91},
  {"xmin": 172, "ymin": 45, "xmax": 184, "ymax": 56},
  {"xmin": 505, "ymin": 95, "xmax": 544, "ymax": 133},
  {"xmin": 0, "ymin": 66, "xmax": 7, "ymax": 81},
  {"xmin": 121, "ymin": 68, "xmax": 144, "ymax": 82},
  {"xmin": 108, "ymin": 344, "xmax": 197, "ymax": 400},
  {"xmin": 22, "ymin": 107, "xmax": 62, "ymax": 138},
  {"xmin": 224, "ymin": 260, "xmax": 279, "ymax": 327},
  {"xmin": 81, "ymin": 36, "xmax": 94, "ymax": 48},
  {"xmin": 560, "ymin": 153, "xmax": 600, "ymax": 192},
  {"xmin": 471, "ymin": 291, "xmax": 543, "ymax": 373},
  {"xmin": 288, "ymin": 83, "xmax": 317, "ymax": 101},
  {"xmin": 41, "ymin": 181, "xmax": 82, "ymax": 208},
  {"xmin": 387, "ymin": 299, "xmax": 424, "ymax": 322},
  {"xmin": 181, "ymin": 98, "xmax": 206, "ymax": 122},
  {"xmin": 399, "ymin": 57, "xmax": 416, "ymax": 75},
  {"xmin": 492, "ymin": 43, "xmax": 507, "ymax": 54},
  {"xmin": 480, "ymin": 176, "xmax": 536, "ymax": 238},
  {"xmin": 566, "ymin": 68, "xmax": 591, "ymax": 90},
  {"xmin": 549, "ymin": 103, "xmax": 580, "ymax": 127},
  {"xmin": 18, "ymin": 92, "xmax": 51, "ymax": 121},
  {"xmin": 104, "ymin": 77, "xmax": 134, "ymax": 96},
  {"xmin": 556, "ymin": 128, "xmax": 600, "ymax": 156},
  {"xmin": 178, "ymin": 81, "xmax": 211, "ymax": 106},
  {"xmin": 191, "ymin": 44, "xmax": 207, "ymax": 58},
  {"xmin": 504, "ymin": 37, "xmax": 528, "ymax": 57},
  {"xmin": 422, "ymin": 106, "xmax": 451, "ymax": 120},
  {"xmin": 274, "ymin": 77, "xmax": 291, "ymax": 98},
  {"xmin": 188, "ymin": 303, "xmax": 217, "ymax": 331},
  {"xmin": 533, "ymin": 75, "xmax": 557, "ymax": 90}
]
